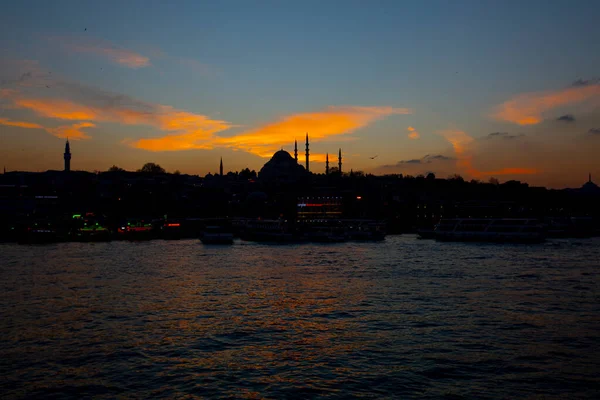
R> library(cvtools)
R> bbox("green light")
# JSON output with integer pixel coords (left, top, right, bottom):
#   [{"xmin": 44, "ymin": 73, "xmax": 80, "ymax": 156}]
[{"xmin": 72, "ymin": 214, "xmax": 81, "ymax": 218}]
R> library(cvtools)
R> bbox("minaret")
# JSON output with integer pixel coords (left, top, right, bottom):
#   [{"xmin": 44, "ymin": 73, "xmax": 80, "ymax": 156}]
[
  {"xmin": 219, "ymin": 157, "xmax": 223, "ymax": 176},
  {"xmin": 338, "ymin": 148, "xmax": 342, "ymax": 174},
  {"xmin": 64, "ymin": 139, "xmax": 71, "ymax": 172},
  {"xmin": 294, "ymin": 140, "xmax": 298, "ymax": 162},
  {"xmin": 305, "ymin": 133, "xmax": 309, "ymax": 172},
  {"xmin": 325, "ymin": 153, "xmax": 329, "ymax": 175}
]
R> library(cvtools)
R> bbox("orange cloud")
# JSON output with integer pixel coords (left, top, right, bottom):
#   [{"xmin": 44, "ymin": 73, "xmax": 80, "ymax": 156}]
[
  {"xmin": 438, "ymin": 129, "xmax": 537, "ymax": 177},
  {"xmin": 307, "ymin": 153, "xmax": 330, "ymax": 163},
  {"xmin": 46, "ymin": 122, "xmax": 95, "ymax": 140},
  {"xmin": 57, "ymin": 37, "xmax": 150, "ymax": 68},
  {"xmin": 407, "ymin": 126, "xmax": 420, "ymax": 139},
  {"xmin": 479, "ymin": 167, "xmax": 538, "ymax": 177},
  {"xmin": 492, "ymin": 84, "xmax": 600, "ymax": 125},
  {"xmin": 0, "ymin": 116, "xmax": 95, "ymax": 140},
  {"xmin": 0, "ymin": 88, "xmax": 19, "ymax": 98},
  {"xmin": 5, "ymin": 85, "xmax": 407, "ymax": 156},
  {"xmin": 0, "ymin": 117, "xmax": 44, "ymax": 129},
  {"xmin": 215, "ymin": 106, "xmax": 411, "ymax": 157},
  {"xmin": 14, "ymin": 98, "xmax": 97, "ymax": 120},
  {"xmin": 7, "ymin": 92, "xmax": 232, "ymax": 145},
  {"xmin": 127, "ymin": 122, "xmax": 231, "ymax": 152}
]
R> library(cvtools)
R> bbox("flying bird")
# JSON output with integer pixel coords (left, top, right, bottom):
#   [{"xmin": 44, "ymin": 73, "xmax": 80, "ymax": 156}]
[
  {"xmin": 369, "ymin": 155, "xmax": 378, "ymax": 159},
  {"xmin": 46, "ymin": 85, "xmax": 50, "ymax": 88},
  {"xmin": 84, "ymin": 28, "xmax": 87, "ymax": 31}
]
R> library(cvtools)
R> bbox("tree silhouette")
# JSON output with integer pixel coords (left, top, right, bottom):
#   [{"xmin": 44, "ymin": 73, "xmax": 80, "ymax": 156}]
[
  {"xmin": 489, "ymin": 177, "xmax": 500, "ymax": 185},
  {"xmin": 448, "ymin": 174, "xmax": 464, "ymax": 182},
  {"xmin": 108, "ymin": 165, "xmax": 125, "ymax": 172},
  {"xmin": 138, "ymin": 163, "xmax": 166, "ymax": 174},
  {"xmin": 239, "ymin": 168, "xmax": 257, "ymax": 180}
]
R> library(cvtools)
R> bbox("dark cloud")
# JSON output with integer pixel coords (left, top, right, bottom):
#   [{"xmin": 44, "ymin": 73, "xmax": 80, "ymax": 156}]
[
  {"xmin": 18, "ymin": 72, "xmax": 32, "ymax": 82},
  {"xmin": 399, "ymin": 159, "xmax": 422, "ymax": 164},
  {"xmin": 385, "ymin": 154, "xmax": 454, "ymax": 167},
  {"xmin": 487, "ymin": 132, "xmax": 525, "ymax": 140},
  {"xmin": 557, "ymin": 114, "xmax": 575, "ymax": 122},
  {"xmin": 423, "ymin": 154, "xmax": 453, "ymax": 162},
  {"xmin": 589, "ymin": 128, "xmax": 600, "ymax": 135},
  {"xmin": 55, "ymin": 80, "xmax": 155, "ymax": 111},
  {"xmin": 572, "ymin": 77, "xmax": 599, "ymax": 87}
]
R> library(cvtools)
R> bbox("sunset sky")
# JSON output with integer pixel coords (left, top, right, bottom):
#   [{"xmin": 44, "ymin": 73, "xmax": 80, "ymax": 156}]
[{"xmin": 1, "ymin": 0, "xmax": 599, "ymax": 188}]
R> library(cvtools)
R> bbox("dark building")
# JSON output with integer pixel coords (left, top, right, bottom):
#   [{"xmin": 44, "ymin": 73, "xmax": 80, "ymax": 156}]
[
  {"xmin": 294, "ymin": 140, "xmax": 298, "ymax": 162},
  {"xmin": 258, "ymin": 150, "xmax": 307, "ymax": 184},
  {"xmin": 64, "ymin": 139, "xmax": 71, "ymax": 172},
  {"xmin": 305, "ymin": 133, "xmax": 310, "ymax": 173},
  {"xmin": 297, "ymin": 195, "xmax": 343, "ymax": 220},
  {"xmin": 580, "ymin": 173, "xmax": 599, "ymax": 194}
]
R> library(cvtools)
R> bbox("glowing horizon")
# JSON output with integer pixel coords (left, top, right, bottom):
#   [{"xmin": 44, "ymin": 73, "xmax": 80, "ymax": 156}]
[{"xmin": 0, "ymin": 1, "xmax": 598, "ymax": 188}]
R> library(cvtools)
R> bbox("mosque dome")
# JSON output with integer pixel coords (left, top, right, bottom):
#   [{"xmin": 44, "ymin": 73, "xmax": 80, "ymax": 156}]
[
  {"xmin": 580, "ymin": 175, "xmax": 599, "ymax": 194},
  {"xmin": 258, "ymin": 150, "xmax": 306, "ymax": 183},
  {"xmin": 271, "ymin": 150, "xmax": 294, "ymax": 162}
]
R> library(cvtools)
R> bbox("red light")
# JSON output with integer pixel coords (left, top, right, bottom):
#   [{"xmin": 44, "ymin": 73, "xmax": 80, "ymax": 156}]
[
  {"xmin": 356, "ymin": 196, "xmax": 362, "ymax": 200},
  {"xmin": 166, "ymin": 223, "xmax": 180, "ymax": 227}
]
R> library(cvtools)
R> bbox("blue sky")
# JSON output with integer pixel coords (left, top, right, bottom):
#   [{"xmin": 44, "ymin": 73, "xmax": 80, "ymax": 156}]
[{"xmin": 1, "ymin": 0, "xmax": 599, "ymax": 187}]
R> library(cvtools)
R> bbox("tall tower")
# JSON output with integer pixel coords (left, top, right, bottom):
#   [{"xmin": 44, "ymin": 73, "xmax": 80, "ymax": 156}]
[
  {"xmin": 325, "ymin": 153, "xmax": 329, "ymax": 175},
  {"xmin": 590, "ymin": 173, "xmax": 592, "ymax": 183},
  {"xmin": 64, "ymin": 139, "xmax": 71, "ymax": 172},
  {"xmin": 220, "ymin": 157, "xmax": 223, "ymax": 176},
  {"xmin": 338, "ymin": 148, "xmax": 342, "ymax": 174},
  {"xmin": 294, "ymin": 140, "xmax": 298, "ymax": 162},
  {"xmin": 305, "ymin": 133, "xmax": 309, "ymax": 172}
]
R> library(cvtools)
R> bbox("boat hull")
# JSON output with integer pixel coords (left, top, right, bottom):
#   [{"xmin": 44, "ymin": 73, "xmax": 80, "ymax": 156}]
[
  {"xmin": 201, "ymin": 234, "xmax": 234, "ymax": 244},
  {"xmin": 435, "ymin": 232, "xmax": 545, "ymax": 243}
]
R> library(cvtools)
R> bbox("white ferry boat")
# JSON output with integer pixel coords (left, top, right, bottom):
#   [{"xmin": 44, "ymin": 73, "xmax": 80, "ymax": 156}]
[{"xmin": 434, "ymin": 218, "xmax": 545, "ymax": 243}]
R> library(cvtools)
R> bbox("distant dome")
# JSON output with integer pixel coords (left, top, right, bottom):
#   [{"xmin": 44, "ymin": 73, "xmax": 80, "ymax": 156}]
[
  {"xmin": 259, "ymin": 150, "xmax": 306, "ymax": 183},
  {"xmin": 581, "ymin": 180, "xmax": 600, "ymax": 194}
]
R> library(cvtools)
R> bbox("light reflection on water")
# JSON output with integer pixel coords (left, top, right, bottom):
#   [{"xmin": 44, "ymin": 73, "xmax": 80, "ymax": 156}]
[{"xmin": 1, "ymin": 236, "xmax": 599, "ymax": 399}]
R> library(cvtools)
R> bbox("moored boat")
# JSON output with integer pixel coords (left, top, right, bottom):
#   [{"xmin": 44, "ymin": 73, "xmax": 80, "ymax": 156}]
[
  {"xmin": 434, "ymin": 218, "xmax": 545, "ymax": 243},
  {"xmin": 346, "ymin": 220, "xmax": 387, "ymax": 241},
  {"xmin": 239, "ymin": 219, "xmax": 295, "ymax": 242},
  {"xmin": 17, "ymin": 220, "xmax": 61, "ymax": 244},
  {"xmin": 417, "ymin": 228, "xmax": 436, "ymax": 239},
  {"xmin": 116, "ymin": 219, "xmax": 157, "ymax": 241},
  {"xmin": 201, "ymin": 226, "xmax": 234, "ymax": 244},
  {"xmin": 71, "ymin": 213, "xmax": 111, "ymax": 242}
]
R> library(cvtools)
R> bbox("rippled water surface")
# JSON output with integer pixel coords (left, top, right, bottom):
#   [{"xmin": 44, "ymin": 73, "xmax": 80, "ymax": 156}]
[{"xmin": 1, "ymin": 236, "xmax": 599, "ymax": 399}]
